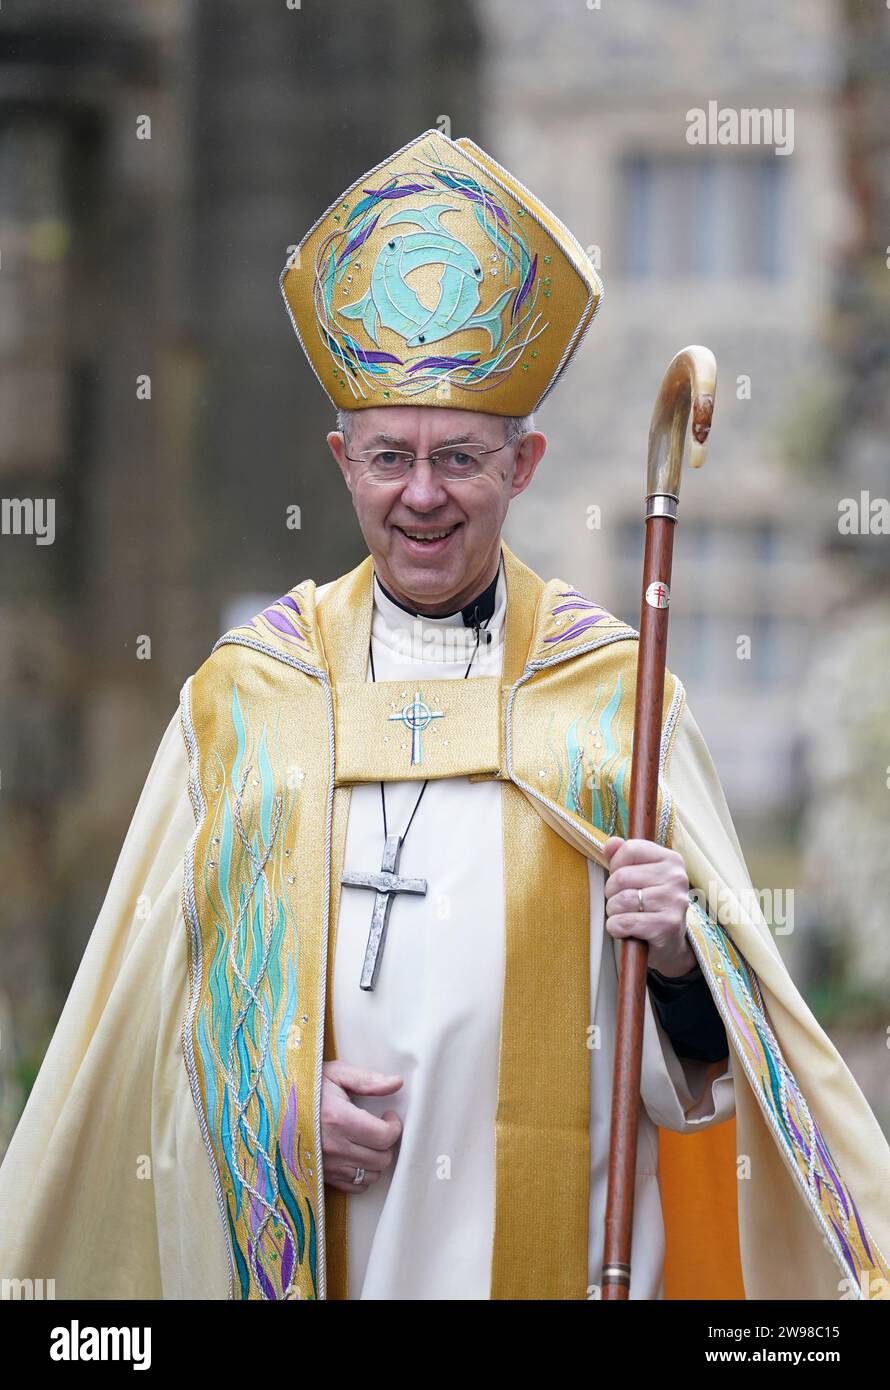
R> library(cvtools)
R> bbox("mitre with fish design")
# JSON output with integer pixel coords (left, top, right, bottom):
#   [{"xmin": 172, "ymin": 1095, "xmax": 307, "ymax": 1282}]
[{"xmin": 280, "ymin": 128, "xmax": 604, "ymax": 416}]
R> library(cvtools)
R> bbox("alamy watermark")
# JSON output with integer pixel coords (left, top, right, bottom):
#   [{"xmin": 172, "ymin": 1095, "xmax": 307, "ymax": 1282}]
[
  {"xmin": 1, "ymin": 497, "xmax": 55, "ymax": 545},
  {"xmin": 686, "ymin": 101, "xmax": 794, "ymax": 156},
  {"xmin": 387, "ymin": 616, "xmax": 504, "ymax": 666},
  {"xmin": 2, "ymin": 1276, "xmax": 56, "ymax": 1298},
  {"xmin": 691, "ymin": 880, "xmax": 795, "ymax": 936}
]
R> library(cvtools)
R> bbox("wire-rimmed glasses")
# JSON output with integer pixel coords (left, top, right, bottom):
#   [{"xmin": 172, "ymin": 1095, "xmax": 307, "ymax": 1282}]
[{"xmin": 342, "ymin": 440, "xmax": 518, "ymax": 484}]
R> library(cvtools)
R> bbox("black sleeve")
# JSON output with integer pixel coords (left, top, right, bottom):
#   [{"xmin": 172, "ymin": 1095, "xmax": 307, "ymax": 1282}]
[{"xmin": 646, "ymin": 961, "xmax": 729, "ymax": 1063}]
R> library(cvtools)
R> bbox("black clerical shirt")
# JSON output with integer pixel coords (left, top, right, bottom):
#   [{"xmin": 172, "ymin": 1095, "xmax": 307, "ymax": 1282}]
[{"xmin": 647, "ymin": 961, "xmax": 729, "ymax": 1063}]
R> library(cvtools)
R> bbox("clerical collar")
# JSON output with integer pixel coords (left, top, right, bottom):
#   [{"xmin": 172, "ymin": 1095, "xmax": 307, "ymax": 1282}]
[{"xmin": 374, "ymin": 562, "xmax": 501, "ymax": 628}]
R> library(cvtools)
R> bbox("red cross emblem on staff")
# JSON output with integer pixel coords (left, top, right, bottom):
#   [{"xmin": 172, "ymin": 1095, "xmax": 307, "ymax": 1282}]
[{"xmin": 645, "ymin": 580, "xmax": 671, "ymax": 609}]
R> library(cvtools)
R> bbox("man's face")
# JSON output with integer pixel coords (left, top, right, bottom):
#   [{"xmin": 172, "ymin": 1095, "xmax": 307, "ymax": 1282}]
[{"xmin": 327, "ymin": 406, "xmax": 546, "ymax": 616}]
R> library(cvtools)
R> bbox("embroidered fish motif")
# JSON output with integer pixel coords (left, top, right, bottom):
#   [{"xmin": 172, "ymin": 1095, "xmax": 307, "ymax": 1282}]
[{"xmin": 340, "ymin": 203, "xmax": 515, "ymax": 350}]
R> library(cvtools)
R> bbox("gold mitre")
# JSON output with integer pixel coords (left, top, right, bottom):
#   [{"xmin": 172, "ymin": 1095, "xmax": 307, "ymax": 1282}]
[{"xmin": 280, "ymin": 128, "xmax": 603, "ymax": 416}]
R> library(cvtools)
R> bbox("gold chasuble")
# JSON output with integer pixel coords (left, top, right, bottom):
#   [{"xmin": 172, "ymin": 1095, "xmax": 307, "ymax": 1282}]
[
  {"xmin": 179, "ymin": 542, "xmax": 890, "ymax": 1301},
  {"xmin": 4, "ymin": 127, "xmax": 888, "ymax": 1306}
]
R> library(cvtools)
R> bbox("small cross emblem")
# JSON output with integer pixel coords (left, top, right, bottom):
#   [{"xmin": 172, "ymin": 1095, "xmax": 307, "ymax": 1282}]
[
  {"xmin": 645, "ymin": 580, "xmax": 671, "ymax": 610},
  {"xmin": 388, "ymin": 689, "xmax": 444, "ymax": 765}
]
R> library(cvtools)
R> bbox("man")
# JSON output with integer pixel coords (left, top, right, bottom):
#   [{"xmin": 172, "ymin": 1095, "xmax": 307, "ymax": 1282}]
[
  {"xmin": 318, "ymin": 400, "xmax": 733, "ymax": 1303},
  {"xmin": 1, "ymin": 128, "xmax": 888, "ymax": 1302}
]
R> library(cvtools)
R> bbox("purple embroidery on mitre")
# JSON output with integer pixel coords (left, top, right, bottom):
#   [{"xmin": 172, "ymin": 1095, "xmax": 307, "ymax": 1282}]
[
  {"xmin": 336, "ymin": 212, "xmax": 381, "ymax": 267},
  {"xmin": 350, "ymin": 345, "xmax": 404, "ymax": 366},
  {"xmin": 362, "ymin": 182, "xmax": 435, "ymax": 199},
  {"xmin": 407, "ymin": 354, "xmax": 481, "ymax": 373},
  {"xmin": 431, "ymin": 170, "xmax": 510, "ymax": 227},
  {"xmin": 512, "ymin": 252, "xmax": 538, "ymax": 323}
]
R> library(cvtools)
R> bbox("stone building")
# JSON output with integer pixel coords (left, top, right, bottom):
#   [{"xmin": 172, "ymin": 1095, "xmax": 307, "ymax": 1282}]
[
  {"xmin": 0, "ymin": 0, "xmax": 481, "ymax": 1146},
  {"xmin": 481, "ymin": 0, "xmax": 850, "ymax": 824},
  {"xmin": 1, "ymin": 0, "xmax": 886, "ymax": 1145}
]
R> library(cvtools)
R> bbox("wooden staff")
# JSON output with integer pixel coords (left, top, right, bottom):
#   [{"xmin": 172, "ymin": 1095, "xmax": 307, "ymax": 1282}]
[{"xmin": 601, "ymin": 345, "xmax": 717, "ymax": 1300}]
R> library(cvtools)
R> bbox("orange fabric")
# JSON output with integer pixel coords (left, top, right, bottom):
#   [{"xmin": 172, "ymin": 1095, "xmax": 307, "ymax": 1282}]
[{"xmin": 659, "ymin": 1118, "xmax": 745, "ymax": 1299}]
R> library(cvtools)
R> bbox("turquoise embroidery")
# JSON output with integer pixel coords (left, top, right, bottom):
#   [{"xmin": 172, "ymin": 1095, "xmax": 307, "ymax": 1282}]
[
  {"xmin": 312, "ymin": 138, "xmax": 543, "ymax": 401},
  {"xmin": 688, "ymin": 896, "xmax": 890, "ymax": 1296},
  {"xmin": 553, "ymin": 675, "xmax": 630, "ymax": 837},
  {"xmin": 191, "ymin": 681, "xmax": 318, "ymax": 1299},
  {"xmin": 341, "ymin": 204, "xmax": 515, "ymax": 350}
]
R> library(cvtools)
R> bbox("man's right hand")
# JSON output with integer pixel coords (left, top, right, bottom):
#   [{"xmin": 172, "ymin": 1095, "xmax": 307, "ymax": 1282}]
[{"xmin": 321, "ymin": 1060, "xmax": 404, "ymax": 1194}]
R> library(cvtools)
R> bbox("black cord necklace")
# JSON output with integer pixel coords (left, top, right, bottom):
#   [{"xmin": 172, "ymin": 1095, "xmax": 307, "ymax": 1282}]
[
  {"xmin": 340, "ymin": 577, "xmax": 497, "ymax": 990},
  {"xmin": 368, "ymin": 616, "xmax": 486, "ymax": 842}
]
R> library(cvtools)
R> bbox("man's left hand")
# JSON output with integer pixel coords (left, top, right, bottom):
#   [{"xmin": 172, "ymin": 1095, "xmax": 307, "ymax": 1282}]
[{"xmin": 602, "ymin": 835, "xmax": 695, "ymax": 977}]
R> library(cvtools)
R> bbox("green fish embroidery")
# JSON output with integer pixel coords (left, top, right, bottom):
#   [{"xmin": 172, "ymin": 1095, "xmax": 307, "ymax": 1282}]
[{"xmin": 340, "ymin": 203, "xmax": 514, "ymax": 350}]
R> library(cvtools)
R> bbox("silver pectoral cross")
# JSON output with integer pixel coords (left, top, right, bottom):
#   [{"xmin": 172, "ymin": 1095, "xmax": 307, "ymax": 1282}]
[{"xmin": 341, "ymin": 832, "xmax": 427, "ymax": 990}]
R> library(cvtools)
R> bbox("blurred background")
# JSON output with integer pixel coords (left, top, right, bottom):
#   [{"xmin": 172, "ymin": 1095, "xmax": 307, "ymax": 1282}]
[{"xmin": 1, "ymin": 0, "xmax": 889, "ymax": 1148}]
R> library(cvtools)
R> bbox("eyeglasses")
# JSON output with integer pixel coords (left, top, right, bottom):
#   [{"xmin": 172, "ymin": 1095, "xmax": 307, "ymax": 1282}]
[{"xmin": 343, "ymin": 440, "xmax": 518, "ymax": 484}]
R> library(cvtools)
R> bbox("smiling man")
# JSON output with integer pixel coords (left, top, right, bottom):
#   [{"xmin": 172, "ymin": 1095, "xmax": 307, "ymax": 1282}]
[
  {"xmin": 328, "ymin": 406, "xmax": 542, "ymax": 614},
  {"xmin": 316, "ymin": 391, "xmax": 735, "ymax": 1303},
  {"xmin": 2, "ymin": 129, "xmax": 889, "ymax": 1305}
]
